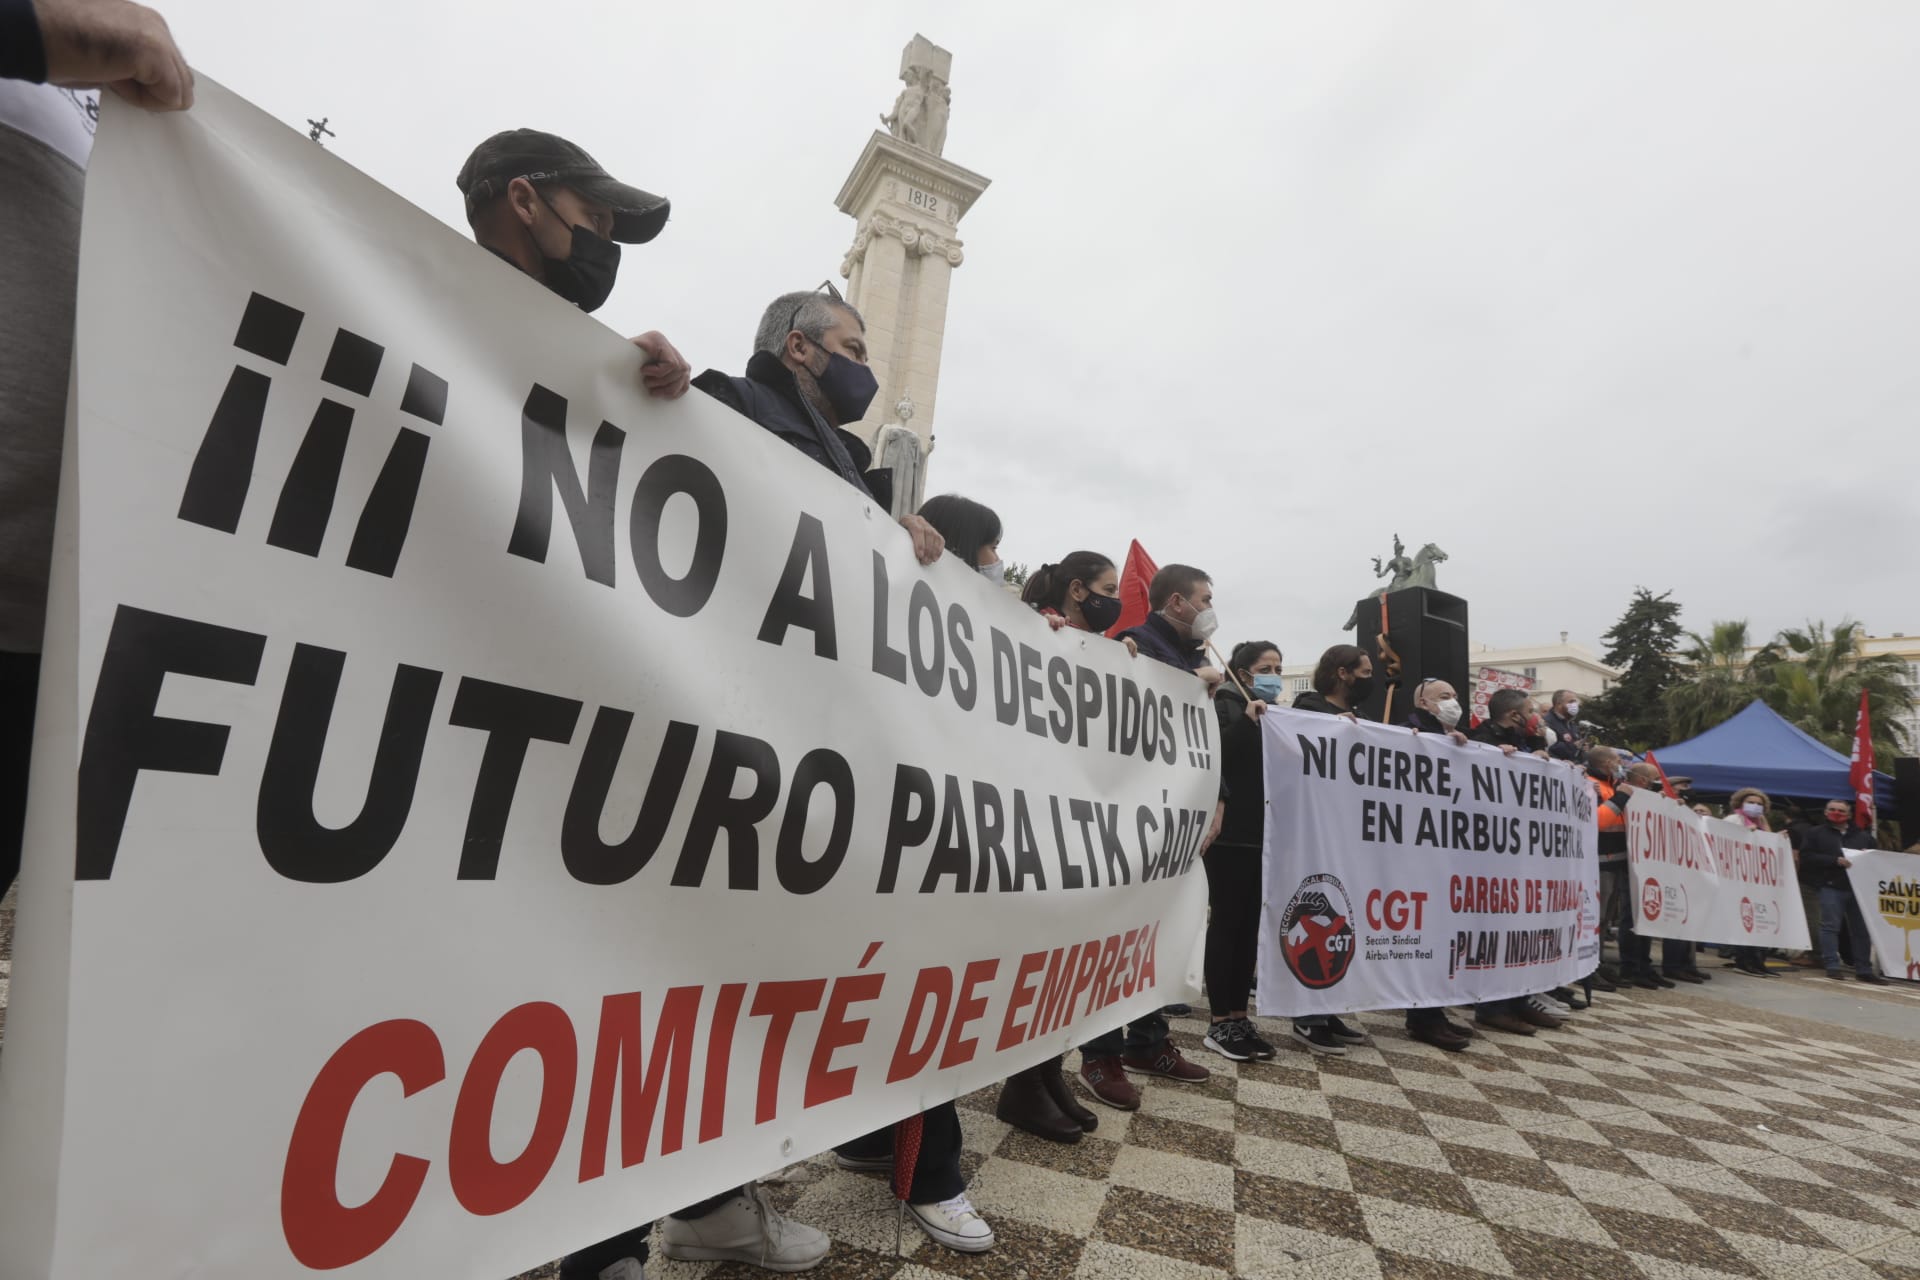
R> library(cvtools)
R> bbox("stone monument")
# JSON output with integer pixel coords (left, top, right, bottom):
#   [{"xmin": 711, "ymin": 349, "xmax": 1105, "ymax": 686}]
[
  {"xmin": 1347, "ymin": 536, "xmax": 1468, "ymax": 724},
  {"xmin": 838, "ymin": 33, "xmax": 990, "ymax": 515}
]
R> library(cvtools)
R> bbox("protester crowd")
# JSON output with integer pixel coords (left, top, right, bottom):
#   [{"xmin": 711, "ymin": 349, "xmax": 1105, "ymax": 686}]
[{"xmin": 0, "ymin": 3, "xmax": 1902, "ymax": 1277}]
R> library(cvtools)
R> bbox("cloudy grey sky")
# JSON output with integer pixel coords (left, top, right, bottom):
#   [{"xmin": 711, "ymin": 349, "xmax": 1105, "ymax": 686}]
[{"xmin": 165, "ymin": 0, "xmax": 1920, "ymax": 663}]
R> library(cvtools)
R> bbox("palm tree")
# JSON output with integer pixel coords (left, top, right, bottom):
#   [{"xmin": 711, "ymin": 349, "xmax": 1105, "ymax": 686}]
[
  {"xmin": 1667, "ymin": 620, "xmax": 1781, "ymax": 741},
  {"xmin": 1761, "ymin": 619, "xmax": 1912, "ymax": 763}
]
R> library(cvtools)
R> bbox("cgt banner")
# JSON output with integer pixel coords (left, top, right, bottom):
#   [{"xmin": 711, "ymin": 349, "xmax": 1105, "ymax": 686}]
[
  {"xmin": 0, "ymin": 83, "xmax": 1216, "ymax": 1279},
  {"xmin": 1625, "ymin": 790, "xmax": 1811, "ymax": 950},
  {"xmin": 1255, "ymin": 710, "xmax": 1599, "ymax": 1015},
  {"xmin": 1845, "ymin": 851, "xmax": 1920, "ymax": 981}
]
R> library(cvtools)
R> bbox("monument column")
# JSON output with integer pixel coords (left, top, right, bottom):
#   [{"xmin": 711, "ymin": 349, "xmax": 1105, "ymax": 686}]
[{"xmin": 837, "ymin": 34, "xmax": 990, "ymax": 514}]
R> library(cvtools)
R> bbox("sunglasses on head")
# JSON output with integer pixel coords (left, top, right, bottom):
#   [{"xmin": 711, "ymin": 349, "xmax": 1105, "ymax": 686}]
[{"xmin": 786, "ymin": 280, "xmax": 844, "ymax": 338}]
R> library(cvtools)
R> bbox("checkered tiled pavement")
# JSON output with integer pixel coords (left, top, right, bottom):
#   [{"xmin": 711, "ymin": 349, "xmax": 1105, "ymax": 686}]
[{"xmin": 512, "ymin": 990, "xmax": 1920, "ymax": 1280}]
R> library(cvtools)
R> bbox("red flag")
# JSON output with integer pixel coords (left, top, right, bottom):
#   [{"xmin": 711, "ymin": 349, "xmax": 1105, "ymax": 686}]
[
  {"xmin": 1643, "ymin": 751, "xmax": 1679, "ymax": 801},
  {"xmin": 1106, "ymin": 539, "xmax": 1158, "ymax": 638},
  {"xmin": 1849, "ymin": 690, "xmax": 1875, "ymax": 830}
]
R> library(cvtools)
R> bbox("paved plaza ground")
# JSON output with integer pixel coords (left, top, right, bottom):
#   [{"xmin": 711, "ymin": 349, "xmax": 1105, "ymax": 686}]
[
  {"xmin": 508, "ymin": 968, "xmax": 1920, "ymax": 1280},
  {"xmin": 4, "ymin": 889, "xmax": 1917, "ymax": 1279}
]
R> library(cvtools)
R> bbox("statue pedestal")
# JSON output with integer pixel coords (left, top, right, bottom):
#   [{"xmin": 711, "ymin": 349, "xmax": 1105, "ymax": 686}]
[
  {"xmin": 1348, "ymin": 588, "xmax": 1471, "ymax": 724},
  {"xmin": 834, "ymin": 131, "xmax": 990, "ymax": 459}
]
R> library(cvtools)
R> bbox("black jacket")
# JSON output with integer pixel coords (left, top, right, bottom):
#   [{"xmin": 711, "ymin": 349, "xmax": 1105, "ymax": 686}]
[
  {"xmin": 1471, "ymin": 720, "xmax": 1534, "ymax": 752},
  {"xmin": 1119, "ymin": 613, "xmax": 1206, "ymax": 675},
  {"xmin": 1292, "ymin": 689, "xmax": 1354, "ymax": 717},
  {"xmin": 693, "ymin": 351, "xmax": 892, "ymax": 506},
  {"xmin": 1401, "ymin": 708, "xmax": 1458, "ymax": 736},
  {"xmin": 1214, "ymin": 686, "xmax": 1265, "ymax": 848},
  {"xmin": 1543, "ymin": 710, "xmax": 1587, "ymax": 762},
  {"xmin": 1798, "ymin": 822, "xmax": 1876, "ymax": 890}
]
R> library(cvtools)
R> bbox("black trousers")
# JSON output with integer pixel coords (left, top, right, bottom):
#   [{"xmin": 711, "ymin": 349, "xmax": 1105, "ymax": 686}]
[
  {"xmin": 1617, "ymin": 887, "xmax": 1653, "ymax": 976},
  {"xmin": 1661, "ymin": 939, "xmax": 1696, "ymax": 973},
  {"xmin": 1203, "ymin": 843, "xmax": 1261, "ymax": 1017},
  {"xmin": 835, "ymin": 1100, "xmax": 964, "ymax": 1204},
  {"xmin": 559, "ymin": 1186, "xmax": 742, "ymax": 1277},
  {"xmin": 0, "ymin": 652, "xmax": 39, "ymax": 902}
]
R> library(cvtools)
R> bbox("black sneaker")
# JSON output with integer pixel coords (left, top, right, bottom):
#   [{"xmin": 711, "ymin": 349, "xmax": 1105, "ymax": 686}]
[
  {"xmin": 1203, "ymin": 1019, "xmax": 1255, "ymax": 1061},
  {"xmin": 1648, "ymin": 973, "xmax": 1677, "ymax": 989},
  {"xmin": 1236, "ymin": 1017, "xmax": 1278, "ymax": 1059},
  {"xmin": 1325, "ymin": 1016, "xmax": 1367, "ymax": 1045},
  {"xmin": 1291, "ymin": 1022, "xmax": 1346, "ymax": 1056}
]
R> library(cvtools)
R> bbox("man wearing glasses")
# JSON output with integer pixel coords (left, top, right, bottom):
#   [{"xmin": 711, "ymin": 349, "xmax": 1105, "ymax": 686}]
[{"xmin": 694, "ymin": 286, "xmax": 946, "ymax": 564}]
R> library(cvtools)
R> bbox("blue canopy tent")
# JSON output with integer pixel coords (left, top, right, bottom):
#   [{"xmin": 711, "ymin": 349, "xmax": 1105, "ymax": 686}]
[{"xmin": 1649, "ymin": 700, "xmax": 1897, "ymax": 814}]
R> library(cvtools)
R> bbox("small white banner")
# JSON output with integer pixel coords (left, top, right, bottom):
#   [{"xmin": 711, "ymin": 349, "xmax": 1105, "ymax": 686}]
[
  {"xmin": 1845, "ymin": 850, "xmax": 1920, "ymax": 981},
  {"xmin": 1625, "ymin": 790, "xmax": 1811, "ymax": 950},
  {"xmin": 1255, "ymin": 709, "xmax": 1599, "ymax": 1015},
  {"xmin": 0, "ymin": 83, "xmax": 1215, "ymax": 1280}
]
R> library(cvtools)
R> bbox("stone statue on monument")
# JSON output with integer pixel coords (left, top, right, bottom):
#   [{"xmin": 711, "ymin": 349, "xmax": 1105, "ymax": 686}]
[
  {"xmin": 1344, "ymin": 535, "xmax": 1449, "ymax": 628},
  {"xmin": 880, "ymin": 33, "xmax": 953, "ymax": 157},
  {"xmin": 923, "ymin": 78, "xmax": 950, "ymax": 155},
  {"xmin": 881, "ymin": 67, "xmax": 928, "ymax": 148}
]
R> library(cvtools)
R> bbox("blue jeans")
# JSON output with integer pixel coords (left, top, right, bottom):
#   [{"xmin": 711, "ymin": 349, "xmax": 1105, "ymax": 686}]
[{"xmin": 1818, "ymin": 885, "xmax": 1874, "ymax": 975}]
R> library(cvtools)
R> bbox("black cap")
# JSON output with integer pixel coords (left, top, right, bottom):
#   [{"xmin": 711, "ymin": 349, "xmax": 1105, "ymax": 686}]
[{"xmin": 456, "ymin": 129, "xmax": 669, "ymax": 244}]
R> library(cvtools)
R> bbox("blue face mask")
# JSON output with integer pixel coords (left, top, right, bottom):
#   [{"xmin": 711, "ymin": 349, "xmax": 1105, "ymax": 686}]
[{"xmin": 1250, "ymin": 673, "xmax": 1287, "ymax": 703}]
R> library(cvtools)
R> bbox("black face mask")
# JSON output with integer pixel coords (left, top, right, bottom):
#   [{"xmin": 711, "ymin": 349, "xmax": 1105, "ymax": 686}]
[
  {"xmin": 536, "ymin": 195, "xmax": 621, "ymax": 313},
  {"xmin": 1078, "ymin": 590, "xmax": 1123, "ymax": 633},
  {"xmin": 1348, "ymin": 673, "xmax": 1376, "ymax": 702},
  {"xmin": 808, "ymin": 346, "xmax": 879, "ymax": 423}
]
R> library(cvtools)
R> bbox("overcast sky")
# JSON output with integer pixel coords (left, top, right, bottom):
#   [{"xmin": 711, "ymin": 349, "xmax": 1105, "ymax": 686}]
[{"xmin": 164, "ymin": 1, "xmax": 1920, "ymax": 665}]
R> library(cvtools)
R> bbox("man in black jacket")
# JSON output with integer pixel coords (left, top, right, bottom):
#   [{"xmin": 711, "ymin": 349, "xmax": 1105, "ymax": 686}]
[
  {"xmin": 1071, "ymin": 564, "xmax": 1216, "ymax": 1103},
  {"xmin": 455, "ymin": 138, "xmax": 836, "ymax": 1278},
  {"xmin": 1399, "ymin": 680, "xmax": 1475, "ymax": 1050},
  {"xmin": 694, "ymin": 288, "xmax": 944, "ymax": 564},
  {"xmin": 1468, "ymin": 691, "xmax": 1567, "ymax": 1034},
  {"xmin": 1543, "ymin": 690, "xmax": 1590, "ymax": 763},
  {"xmin": 1802, "ymin": 799, "xmax": 1888, "ymax": 983}
]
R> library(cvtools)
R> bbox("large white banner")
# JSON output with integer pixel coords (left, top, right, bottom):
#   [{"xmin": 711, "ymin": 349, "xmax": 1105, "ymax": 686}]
[
  {"xmin": 1255, "ymin": 710, "xmax": 1599, "ymax": 1015},
  {"xmin": 0, "ymin": 83, "xmax": 1215, "ymax": 1280},
  {"xmin": 1845, "ymin": 851, "xmax": 1920, "ymax": 981},
  {"xmin": 1625, "ymin": 790, "xmax": 1810, "ymax": 950}
]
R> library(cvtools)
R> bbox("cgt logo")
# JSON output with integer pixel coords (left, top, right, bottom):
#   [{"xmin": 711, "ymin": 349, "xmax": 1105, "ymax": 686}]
[
  {"xmin": 1366, "ymin": 888, "xmax": 1429, "ymax": 932},
  {"xmin": 1642, "ymin": 878, "xmax": 1663, "ymax": 922},
  {"xmin": 1279, "ymin": 874, "xmax": 1356, "ymax": 989},
  {"xmin": 1740, "ymin": 897, "xmax": 1755, "ymax": 933}
]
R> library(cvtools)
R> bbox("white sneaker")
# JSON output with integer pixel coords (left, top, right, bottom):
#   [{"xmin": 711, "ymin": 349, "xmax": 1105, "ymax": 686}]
[
  {"xmin": 909, "ymin": 1193, "xmax": 996, "ymax": 1253},
  {"xmin": 656, "ymin": 1182, "xmax": 830, "ymax": 1272},
  {"xmin": 597, "ymin": 1262, "xmax": 644, "ymax": 1280}
]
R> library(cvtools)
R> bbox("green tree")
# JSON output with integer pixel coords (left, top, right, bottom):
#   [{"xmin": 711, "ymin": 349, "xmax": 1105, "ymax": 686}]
[
  {"xmin": 1761, "ymin": 619, "xmax": 1912, "ymax": 763},
  {"xmin": 1004, "ymin": 561, "xmax": 1030, "ymax": 590},
  {"xmin": 1583, "ymin": 588, "xmax": 1684, "ymax": 751},
  {"xmin": 1666, "ymin": 620, "xmax": 1781, "ymax": 742}
]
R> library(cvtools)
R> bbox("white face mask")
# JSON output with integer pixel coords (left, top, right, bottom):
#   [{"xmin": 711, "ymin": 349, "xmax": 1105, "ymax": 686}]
[
  {"xmin": 1565, "ymin": 700, "xmax": 1581, "ymax": 719},
  {"xmin": 977, "ymin": 560, "xmax": 1006, "ymax": 585},
  {"xmin": 1435, "ymin": 698, "xmax": 1463, "ymax": 729},
  {"xmin": 1188, "ymin": 607, "xmax": 1219, "ymax": 643},
  {"xmin": 1741, "ymin": 801, "xmax": 1764, "ymax": 818}
]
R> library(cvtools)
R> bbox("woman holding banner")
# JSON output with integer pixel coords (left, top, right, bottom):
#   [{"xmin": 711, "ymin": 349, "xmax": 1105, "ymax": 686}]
[
  {"xmin": 1724, "ymin": 788, "xmax": 1778, "ymax": 978},
  {"xmin": 1285, "ymin": 647, "xmax": 1376, "ymax": 1055},
  {"xmin": 1020, "ymin": 551, "xmax": 1136, "ymax": 657}
]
